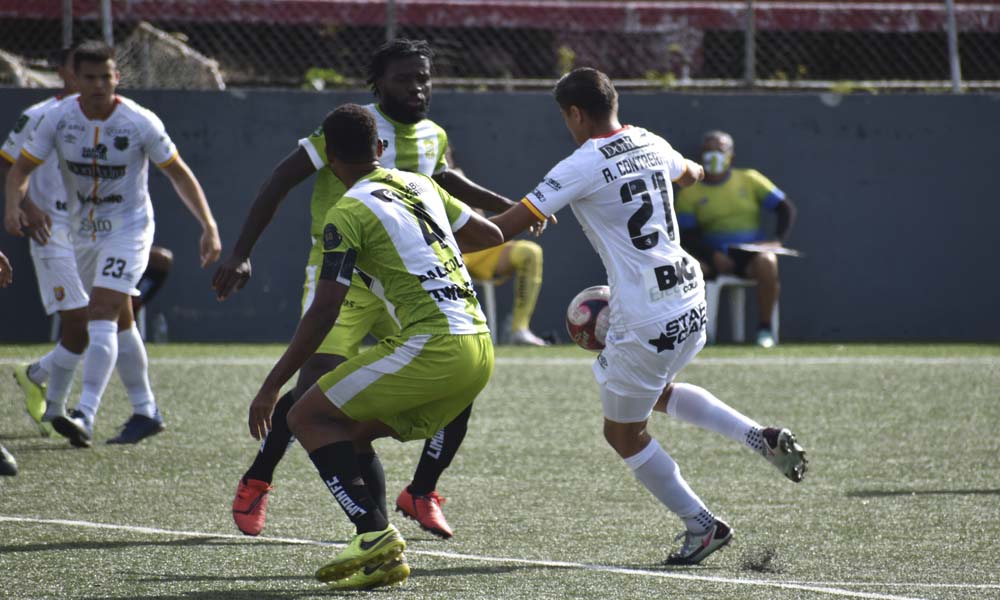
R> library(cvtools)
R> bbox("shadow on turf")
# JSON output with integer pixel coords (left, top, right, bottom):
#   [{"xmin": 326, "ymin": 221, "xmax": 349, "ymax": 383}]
[
  {"xmin": 846, "ymin": 487, "xmax": 1000, "ymax": 498},
  {"xmin": 0, "ymin": 536, "xmax": 305, "ymax": 555}
]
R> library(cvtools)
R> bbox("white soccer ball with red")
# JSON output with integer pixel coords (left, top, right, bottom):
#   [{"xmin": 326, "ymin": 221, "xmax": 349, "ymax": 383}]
[{"xmin": 566, "ymin": 285, "xmax": 610, "ymax": 351}]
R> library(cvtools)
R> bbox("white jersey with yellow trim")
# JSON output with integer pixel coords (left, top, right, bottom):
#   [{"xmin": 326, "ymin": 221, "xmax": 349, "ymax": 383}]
[
  {"xmin": 1, "ymin": 95, "xmax": 73, "ymax": 229},
  {"xmin": 21, "ymin": 95, "xmax": 177, "ymax": 241},
  {"xmin": 522, "ymin": 125, "xmax": 704, "ymax": 333}
]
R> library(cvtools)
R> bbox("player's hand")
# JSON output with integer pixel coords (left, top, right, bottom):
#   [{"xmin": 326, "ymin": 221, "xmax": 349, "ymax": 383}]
[
  {"xmin": 21, "ymin": 199, "xmax": 52, "ymax": 246},
  {"xmin": 4, "ymin": 206, "xmax": 26, "ymax": 237},
  {"xmin": 248, "ymin": 385, "xmax": 279, "ymax": 440},
  {"xmin": 0, "ymin": 251, "xmax": 12, "ymax": 287},
  {"xmin": 199, "ymin": 225, "xmax": 222, "ymax": 268},
  {"xmin": 688, "ymin": 160, "xmax": 705, "ymax": 182},
  {"xmin": 712, "ymin": 250, "xmax": 735, "ymax": 274},
  {"xmin": 529, "ymin": 214, "xmax": 558, "ymax": 237},
  {"xmin": 212, "ymin": 254, "xmax": 252, "ymax": 300}
]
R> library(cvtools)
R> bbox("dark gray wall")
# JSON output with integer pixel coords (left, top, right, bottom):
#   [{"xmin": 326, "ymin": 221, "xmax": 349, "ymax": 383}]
[{"xmin": 1, "ymin": 89, "xmax": 997, "ymax": 342}]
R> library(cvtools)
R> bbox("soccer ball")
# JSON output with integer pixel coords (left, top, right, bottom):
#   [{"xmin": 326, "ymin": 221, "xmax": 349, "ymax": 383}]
[{"xmin": 566, "ymin": 285, "xmax": 610, "ymax": 351}]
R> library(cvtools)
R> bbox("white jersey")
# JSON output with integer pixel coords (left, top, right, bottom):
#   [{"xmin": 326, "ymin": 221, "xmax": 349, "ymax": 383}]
[
  {"xmin": 2, "ymin": 95, "xmax": 75, "ymax": 253},
  {"xmin": 21, "ymin": 95, "xmax": 177, "ymax": 243},
  {"xmin": 522, "ymin": 125, "xmax": 703, "ymax": 333}
]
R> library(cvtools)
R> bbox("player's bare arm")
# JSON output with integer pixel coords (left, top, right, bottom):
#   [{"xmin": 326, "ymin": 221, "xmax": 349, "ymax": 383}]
[
  {"xmin": 248, "ymin": 277, "xmax": 348, "ymax": 440},
  {"xmin": 454, "ymin": 210, "xmax": 504, "ymax": 253},
  {"xmin": 0, "ymin": 249, "xmax": 12, "ymax": 287},
  {"xmin": 3, "ymin": 154, "xmax": 51, "ymax": 243},
  {"xmin": 160, "ymin": 155, "xmax": 222, "ymax": 268},
  {"xmin": 212, "ymin": 146, "xmax": 316, "ymax": 300},
  {"xmin": 674, "ymin": 159, "xmax": 705, "ymax": 188},
  {"xmin": 489, "ymin": 201, "xmax": 544, "ymax": 242}
]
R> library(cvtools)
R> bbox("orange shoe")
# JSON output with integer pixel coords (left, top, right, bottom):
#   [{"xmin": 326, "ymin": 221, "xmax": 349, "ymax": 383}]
[
  {"xmin": 395, "ymin": 487, "xmax": 453, "ymax": 539},
  {"xmin": 233, "ymin": 478, "xmax": 273, "ymax": 536}
]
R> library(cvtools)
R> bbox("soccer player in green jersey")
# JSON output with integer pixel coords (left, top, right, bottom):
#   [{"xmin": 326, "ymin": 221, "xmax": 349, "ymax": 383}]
[
  {"xmin": 247, "ymin": 104, "xmax": 501, "ymax": 590},
  {"xmin": 213, "ymin": 39, "xmax": 516, "ymax": 539}
]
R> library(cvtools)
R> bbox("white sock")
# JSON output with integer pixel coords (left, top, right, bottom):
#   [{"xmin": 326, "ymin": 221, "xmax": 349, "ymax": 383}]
[
  {"xmin": 29, "ymin": 352, "xmax": 53, "ymax": 383},
  {"xmin": 77, "ymin": 320, "xmax": 118, "ymax": 422},
  {"xmin": 43, "ymin": 344, "xmax": 82, "ymax": 420},
  {"xmin": 667, "ymin": 382, "xmax": 760, "ymax": 447},
  {"xmin": 624, "ymin": 439, "xmax": 711, "ymax": 532},
  {"xmin": 116, "ymin": 326, "xmax": 157, "ymax": 418}
]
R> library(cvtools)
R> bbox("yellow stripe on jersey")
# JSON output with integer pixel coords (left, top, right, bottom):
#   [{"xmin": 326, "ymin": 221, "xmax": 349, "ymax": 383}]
[
  {"xmin": 0, "ymin": 149, "xmax": 14, "ymax": 164},
  {"xmin": 520, "ymin": 197, "xmax": 546, "ymax": 221},
  {"xmin": 20, "ymin": 148, "xmax": 43, "ymax": 165},
  {"xmin": 156, "ymin": 150, "xmax": 179, "ymax": 169}
]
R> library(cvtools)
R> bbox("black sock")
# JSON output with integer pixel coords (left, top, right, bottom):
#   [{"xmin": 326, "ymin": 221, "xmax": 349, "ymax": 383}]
[
  {"xmin": 309, "ymin": 441, "xmax": 386, "ymax": 533},
  {"xmin": 357, "ymin": 451, "xmax": 386, "ymax": 518},
  {"xmin": 133, "ymin": 265, "xmax": 170, "ymax": 310},
  {"xmin": 244, "ymin": 390, "xmax": 297, "ymax": 483},
  {"xmin": 409, "ymin": 404, "xmax": 472, "ymax": 496}
]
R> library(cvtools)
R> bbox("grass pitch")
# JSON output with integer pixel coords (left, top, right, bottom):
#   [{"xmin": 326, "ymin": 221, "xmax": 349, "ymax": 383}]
[{"xmin": 1, "ymin": 343, "xmax": 998, "ymax": 599}]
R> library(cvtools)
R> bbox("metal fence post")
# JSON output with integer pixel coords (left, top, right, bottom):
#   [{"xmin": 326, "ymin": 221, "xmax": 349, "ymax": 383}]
[
  {"xmin": 945, "ymin": 0, "xmax": 962, "ymax": 92},
  {"xmin": 100, "ymin": 0, "xmax": 114, "ymax": 46},
  {"xmin": 62, "ymin": 0, "xmax": 73, "ymax": 49},
  {"xmin": 386, "ymin": 0, "xmax": 397, "ymax": 42},
  {"xmin": 744, "ymin": 0, "xmax": 756, "ymax": 86}
]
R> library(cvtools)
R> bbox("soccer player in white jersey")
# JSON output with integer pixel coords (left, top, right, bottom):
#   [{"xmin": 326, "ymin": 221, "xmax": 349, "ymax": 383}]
[
  {"xmin": 2, "ymin": 47, "xmax": 84, "ymax": 436},
  {"xmin": 491, "ymin": 68, "xmax": 808, "ymax": 565},
  {"xmin": 247, "ymin": 104, "xmax": 501, "ymax": 590},
  {"xmin": 5, "ymin": 41, "xmax": 222, "ymax": 448},
  {"xmin": 214, "ymin": 39, "xmax": 520, "ymax": 539}
]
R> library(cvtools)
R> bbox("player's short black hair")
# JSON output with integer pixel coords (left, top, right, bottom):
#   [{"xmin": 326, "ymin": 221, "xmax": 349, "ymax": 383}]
[
  {"xmin": 47, "ymin": 43, "xmax": 78, "ymax": 69},
  {"xmin": 323, "ymin": 104, "xmax": 378, "ymax": 163},
  {"xmin": 73, "ymin": 40, "xmax": 115, "ymax": 72},
  {"xmin": 702, "ymin": 130, "xmax": 734, "ymax": 151},
  {"xmin": 366, "ymin": 38, "xmax": 434, "ymax": 93},
  {"xmin": 553, "ymin": 67, "xmax": 618, "ymax": 119}
]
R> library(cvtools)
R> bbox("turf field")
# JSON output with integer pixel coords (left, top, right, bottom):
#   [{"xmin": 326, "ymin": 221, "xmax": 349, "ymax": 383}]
[{"xmin": 1, "ymin": 343, "xmax": 998, "ymax": 599}]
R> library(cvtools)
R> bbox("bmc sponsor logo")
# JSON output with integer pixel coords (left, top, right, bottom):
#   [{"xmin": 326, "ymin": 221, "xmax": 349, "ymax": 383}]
[
  {"xmin": 598, "ymin": 135, "xmax": 649, "ymax": 160},
  {"xmin": 67, "ymin": 161, "xmax": 126, "ymax": 179},
  {"xmin": 82, "ymin": 144, "xmax": 108, "ymax": 160}
]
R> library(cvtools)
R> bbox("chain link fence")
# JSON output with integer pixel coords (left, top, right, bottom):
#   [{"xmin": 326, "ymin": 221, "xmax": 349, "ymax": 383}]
[{"xmin": 2, "ymin": 0, "xmax": 999, "ymax": 91}]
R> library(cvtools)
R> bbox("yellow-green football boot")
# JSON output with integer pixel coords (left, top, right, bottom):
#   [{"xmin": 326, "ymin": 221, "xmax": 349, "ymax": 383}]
[
  {"xmin": 315, "ymin": 524, "xmax": 405, "ymax": 583},
  {"xmin": 325, "ymin": 555, "xmax": 410, "ymax": 590},
  {"xmin": 13, "ymin": 364, "xmax": 52, "ymax": 437}
]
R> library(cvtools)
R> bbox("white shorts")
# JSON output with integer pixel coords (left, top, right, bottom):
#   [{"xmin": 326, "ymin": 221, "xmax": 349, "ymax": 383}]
[
  {"xmin": 29, "ymin": 220, "xmax": 75, "ymax": 259},
  {"xmin": 593, "ymin": 302, "xmax": 708, "ymax": 423},
  {"xmin": 75, "ymin": 227, "xmax": 153, "ymax": 296},
  {"xmin": 31, "ymin": 253, "xmax": 89, "ymax": 316}
]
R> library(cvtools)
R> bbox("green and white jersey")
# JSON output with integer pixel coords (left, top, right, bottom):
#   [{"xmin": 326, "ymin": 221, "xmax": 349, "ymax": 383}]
[
  {"xmin": 299, "ymin": 103, "xmax": 450, "ymax": 239},
  {"xmin": 321, "ymin": 167, "xmax": 488, "ymax": 337}
]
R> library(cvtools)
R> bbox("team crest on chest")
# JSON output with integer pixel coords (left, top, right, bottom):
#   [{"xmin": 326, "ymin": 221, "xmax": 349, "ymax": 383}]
[
  {"xmin": 421, "ymin": 139, "xmax": 435, "ymax": 159},
  {"xmin": 114, "ymin": 136, "xmax": 129, "ymax": 151}
]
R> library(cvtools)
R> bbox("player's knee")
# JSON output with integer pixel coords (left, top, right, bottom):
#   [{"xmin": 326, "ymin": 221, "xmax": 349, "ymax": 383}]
[
  {"xmin": 603, "ymin": 421, "xmax": 649, "ymax": 458},
  {"xmin": 510, "ymin": 240, "xmax": 543, "ymax": 269},
  {"xmin": 149, "ymin": 246, "xmax": 174, "ymax": 271}
]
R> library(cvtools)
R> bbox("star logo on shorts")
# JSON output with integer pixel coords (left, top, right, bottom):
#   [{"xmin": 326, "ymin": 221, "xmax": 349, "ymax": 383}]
[{"xmin": 648, "ymin": 332, "xmax": 676, "ymax": 353}]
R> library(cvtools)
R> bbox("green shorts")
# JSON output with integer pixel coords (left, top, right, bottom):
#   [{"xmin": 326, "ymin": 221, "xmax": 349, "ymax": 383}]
[
  {"xmin": 302, "ymin": 242, "xmax": 400, "ymax": 357},
  {"xmin": 316, "ymin": 331, "xmax": 494, "ymax": 441}
]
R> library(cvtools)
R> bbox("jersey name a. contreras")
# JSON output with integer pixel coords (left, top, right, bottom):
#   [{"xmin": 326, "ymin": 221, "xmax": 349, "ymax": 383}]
[{"xmin": 522, "ymin": 126, "xmax": 703, "ymax": 332}]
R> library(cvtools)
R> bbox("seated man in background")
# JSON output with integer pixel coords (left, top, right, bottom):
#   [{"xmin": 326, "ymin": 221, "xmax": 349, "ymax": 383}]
[
  {"xmin": 455, "ymin": 169, "xmax": 547, "ymax": 346},
  {"xmin": 675, "ymin": 130, "xmax": 796, "ymax": 348}
]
